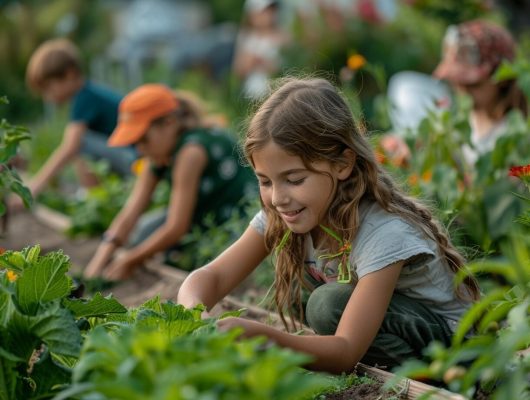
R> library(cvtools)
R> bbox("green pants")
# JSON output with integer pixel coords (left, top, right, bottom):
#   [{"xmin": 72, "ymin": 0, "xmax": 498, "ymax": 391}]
[{"xmin": 305, "ymin": 282, "xmax": 453, "ymax": 369}]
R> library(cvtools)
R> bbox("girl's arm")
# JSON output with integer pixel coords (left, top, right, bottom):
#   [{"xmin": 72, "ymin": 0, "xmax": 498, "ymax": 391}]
[
  {"xmin": 178, "ymin": 225, "xmax": 269, "ymax": 311},
  {"xmin": 218, "ymin": 261, "xmax": 404, "ymax": 374},
  {"xmin": 83, "ymin": 164, "xmax": 157, "ymax": 278},
  {"xmin": 103, "ymin": 143, "xmax": 207, "ymax": 279}
]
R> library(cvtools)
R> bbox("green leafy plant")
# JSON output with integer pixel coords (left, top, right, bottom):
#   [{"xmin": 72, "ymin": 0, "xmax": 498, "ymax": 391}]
[
  {"xmin": 0, "ymin": 245, "xmax": 333, "ymax": 400},
  {"xmin": 0, "ymin": 96, "xmax": 32, "ymax": 215},
  {"xmin": 394, "ymin": 170, "xmax": 530, "ymax": 399},
  {"xmin": 55, "ymin": 324, "xmax": 330, "ymax": 400},
  {"xmin": 0, "ymin": 245, "xmax": 127, "ymax": 400},
  {"xmin": 53, "ymin": 293, "xmax": 331, "ymax": 400}
]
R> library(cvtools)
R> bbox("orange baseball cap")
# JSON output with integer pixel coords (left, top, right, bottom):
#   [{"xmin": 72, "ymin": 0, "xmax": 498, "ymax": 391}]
[{"xmin": 108, "ymin": 84, "xmax": 179, "ymax": 147}]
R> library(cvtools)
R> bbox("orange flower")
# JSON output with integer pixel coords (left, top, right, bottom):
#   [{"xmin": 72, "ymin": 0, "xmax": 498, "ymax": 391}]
[
  {"xmin": 6, "ymin": 270, "xmax": 17, "ymax": 282},
  {"xmin": 339, "ymin": 243, "xmax": 351, "ymax": 253},
  {"xmin": 374, "ymin": 150, "xmax": 386, "ymax": 164},
  {"xmin": 347, "ymin": 54, "xmax": 366, "ymax": 70},
  {"xmin": 408, "ymin": 174, "xmax": 419, "ymax": 186},
  {"xmin": 421, "ymin": 170, "xmax": 432, "ymax": 182}
]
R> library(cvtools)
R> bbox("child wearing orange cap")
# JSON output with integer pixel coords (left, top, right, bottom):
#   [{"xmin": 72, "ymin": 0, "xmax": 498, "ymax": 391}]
[
  {"xmin": 84, "ymin": 84, "xmax": 256, "ymax": 280},
  {"xmin": 10, "ymin": 38, "xmax": 136, "ymax": 211}
]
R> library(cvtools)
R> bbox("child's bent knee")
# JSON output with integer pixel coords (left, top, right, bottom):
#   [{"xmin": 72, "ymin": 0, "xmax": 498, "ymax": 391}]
[{"xmin": 306, "ymin": 282, "xmax": 353, "ymax": 335}]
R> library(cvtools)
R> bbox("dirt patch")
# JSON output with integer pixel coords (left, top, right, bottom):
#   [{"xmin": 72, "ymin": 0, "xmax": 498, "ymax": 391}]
[
  {"xmin": 325, "ymin": 382, "xmax": 392, "ymax": 400},
  {"xmin": 1, "ymin": 211, "xmax": 99, "ymax": 274}
]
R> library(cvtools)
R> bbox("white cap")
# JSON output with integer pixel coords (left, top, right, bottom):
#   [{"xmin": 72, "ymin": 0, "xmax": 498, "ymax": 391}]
[{"xmin": 244, "ymin": 0, "xmax": 277, "ymax": 13}]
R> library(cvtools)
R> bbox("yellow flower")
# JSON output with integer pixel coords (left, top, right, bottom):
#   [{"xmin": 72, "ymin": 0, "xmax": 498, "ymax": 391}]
[
  {"xmin": 131, "ymin": 157, "xmax": 147, "ymax": 176},
  {"xmin": 347, "ymin": 54, "xmax": 366, "ymax": 70},
  {"xmin": 6, "ymin": 270, "xmax": 17, "ymax": 282}
]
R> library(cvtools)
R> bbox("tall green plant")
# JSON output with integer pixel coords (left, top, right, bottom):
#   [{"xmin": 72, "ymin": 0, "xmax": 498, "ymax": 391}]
[
  {"xmin": 0, "ymin": 96, "xmax": 32, "ymax": 215},
  {"xmin": 394, "ymin": 169, "xmax": 530, "ymax": 399}
]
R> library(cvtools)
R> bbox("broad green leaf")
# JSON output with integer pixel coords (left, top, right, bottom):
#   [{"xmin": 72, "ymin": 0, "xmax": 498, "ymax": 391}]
[
  {"xmin": 18, "ymin": 351, "xmax": 71, "ymax": 400},
  {"xmin": 0, "ymin": 288, "xmax": 14, "ymax": 327},
  {"xmin": 42, "ymin": 382, "xmax": 96, "ymax": 400},
  {"xmin": 16, "ymin": 251, "xmax": 71, "ymax": 314},
  {"xmin": 0, "ymin": 357, "xmax": 17, "ymax": 400},
  {"xmin": 63, "ymin": 293, "xmax": 126, "ymax": 318},
  {"xmin": 0, "ymin": 252, "xmax": 26, "ymax": 274},
  {"xmin": 5, "ymin": 302, "xmax": 81, "ymax": 359}
]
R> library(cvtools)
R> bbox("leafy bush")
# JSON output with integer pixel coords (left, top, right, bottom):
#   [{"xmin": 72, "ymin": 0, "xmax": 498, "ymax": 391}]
[
  {"xmin": 394, "ymin": 170, "xmax": 530, "ymax": 399},
  {"xmin": 0, "ymin": 246, "xmax": 332, "ymax": 400},
  {"xmin": 0, "ymin": 245, "xmax": 127, "ymax": 400},
  {"xmin": 0, "ymin": 96, "xmax": 32, "ymax": 215}
]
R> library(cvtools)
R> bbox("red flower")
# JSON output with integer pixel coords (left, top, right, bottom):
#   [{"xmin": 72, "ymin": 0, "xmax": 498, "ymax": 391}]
[{"xmin": 509, "ymin": 164, "xmax": 530, "ymax": 178}]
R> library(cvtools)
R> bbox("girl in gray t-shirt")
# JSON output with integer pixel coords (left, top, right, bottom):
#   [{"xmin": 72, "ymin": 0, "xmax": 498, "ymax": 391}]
[{"xmin": 178, "ymin": 78, "xmax": 480, "ymax": 373}]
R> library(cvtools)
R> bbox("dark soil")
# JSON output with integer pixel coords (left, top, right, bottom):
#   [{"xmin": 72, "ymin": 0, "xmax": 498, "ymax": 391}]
[{"xmin": 322, "ymin": 376, "xmax": 406, "ymax": 400}]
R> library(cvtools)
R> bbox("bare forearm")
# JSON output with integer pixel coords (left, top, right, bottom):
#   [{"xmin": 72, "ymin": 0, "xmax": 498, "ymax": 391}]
[
  {"xmin": 237, "ymin": 321, "xmax": 360, "ymax": 374},
  {"xmin": 177, "ymin": 267, "xmax": 224, "ymax": 310},
  {"xmin": 126, "ymin": 223, "xmax": 187, "ymax": 264},
  {"xmin": 29, "ymin": 148, "xmax": 76, "ymax": 196}
]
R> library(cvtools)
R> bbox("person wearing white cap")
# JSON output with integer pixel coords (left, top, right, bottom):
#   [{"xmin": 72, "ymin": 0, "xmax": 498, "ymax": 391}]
[{"xmin": 233, "ymin": 0, "xmax": 290, "ymax": 99}]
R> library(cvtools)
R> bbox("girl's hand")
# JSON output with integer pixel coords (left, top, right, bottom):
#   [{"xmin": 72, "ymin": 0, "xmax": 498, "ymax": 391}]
[
  {"xmin": 216, "ymin": 317, "xmax": 267, "ymax": 339},
  {"xmin": 103, "ymin": 251, "xmax": 139, "ymax": 281}
]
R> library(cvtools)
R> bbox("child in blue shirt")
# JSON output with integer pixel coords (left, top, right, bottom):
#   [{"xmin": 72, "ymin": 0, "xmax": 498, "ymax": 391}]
[{"xmin": 10, "ymin": 38, "xmax": 135, "ymax": 210}]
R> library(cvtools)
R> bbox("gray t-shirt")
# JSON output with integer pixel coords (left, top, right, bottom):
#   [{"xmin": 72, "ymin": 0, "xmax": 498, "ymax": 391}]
[{"xmin": 249, "ymin": 200, "xmax": 471, "ymax": 330}]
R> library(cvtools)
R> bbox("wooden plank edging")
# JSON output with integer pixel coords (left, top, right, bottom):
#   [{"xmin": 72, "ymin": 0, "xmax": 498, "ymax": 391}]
[
  {"xmin": 32, "ymin": 204, "xmax": 71, "ymax": 232},
  {"xmin": 356, "ymin": 363, "xmax": 467, "ymax": 400}
]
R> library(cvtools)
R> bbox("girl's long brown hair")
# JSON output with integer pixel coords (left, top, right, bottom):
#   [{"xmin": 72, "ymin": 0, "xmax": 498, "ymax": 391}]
[{"xmin": 244, "ymin": 77, "xmax": 480, "ymax": 331}]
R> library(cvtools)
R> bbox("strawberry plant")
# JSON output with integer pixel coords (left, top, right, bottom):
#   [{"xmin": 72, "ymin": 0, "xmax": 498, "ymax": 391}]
[
  {"xmin": 0, "ymin": 245, "xmax": 127, "ymax": 400},
  {"xmin": 0, "ymin": 246, "xmax": 332, "ymax": 399}
]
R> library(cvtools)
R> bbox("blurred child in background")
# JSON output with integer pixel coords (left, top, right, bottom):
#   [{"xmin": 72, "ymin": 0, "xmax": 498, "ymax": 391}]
[
  {"xmin": 232, "ymin": 0, "xmax": 290, "ymax": 99},
  {"xmin": 11, "ymin": 38, "xmax": 135, "ymax": 210},
  {"xmin": 433, "ymin": 19, "xmax": 527, "ymax": 165},
  {"xmin": 381, "ymin": 19, "xmax": 527, "ymax": 168},
  {"xmin": 84, "ymin": 84, "xmax": 256, "ymax": 281}
]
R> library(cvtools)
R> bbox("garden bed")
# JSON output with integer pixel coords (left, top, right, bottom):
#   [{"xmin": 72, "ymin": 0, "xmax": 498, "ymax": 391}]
[{"xmin": 2, "ymin": 206, "xmax": 469, "ymax": 400}]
